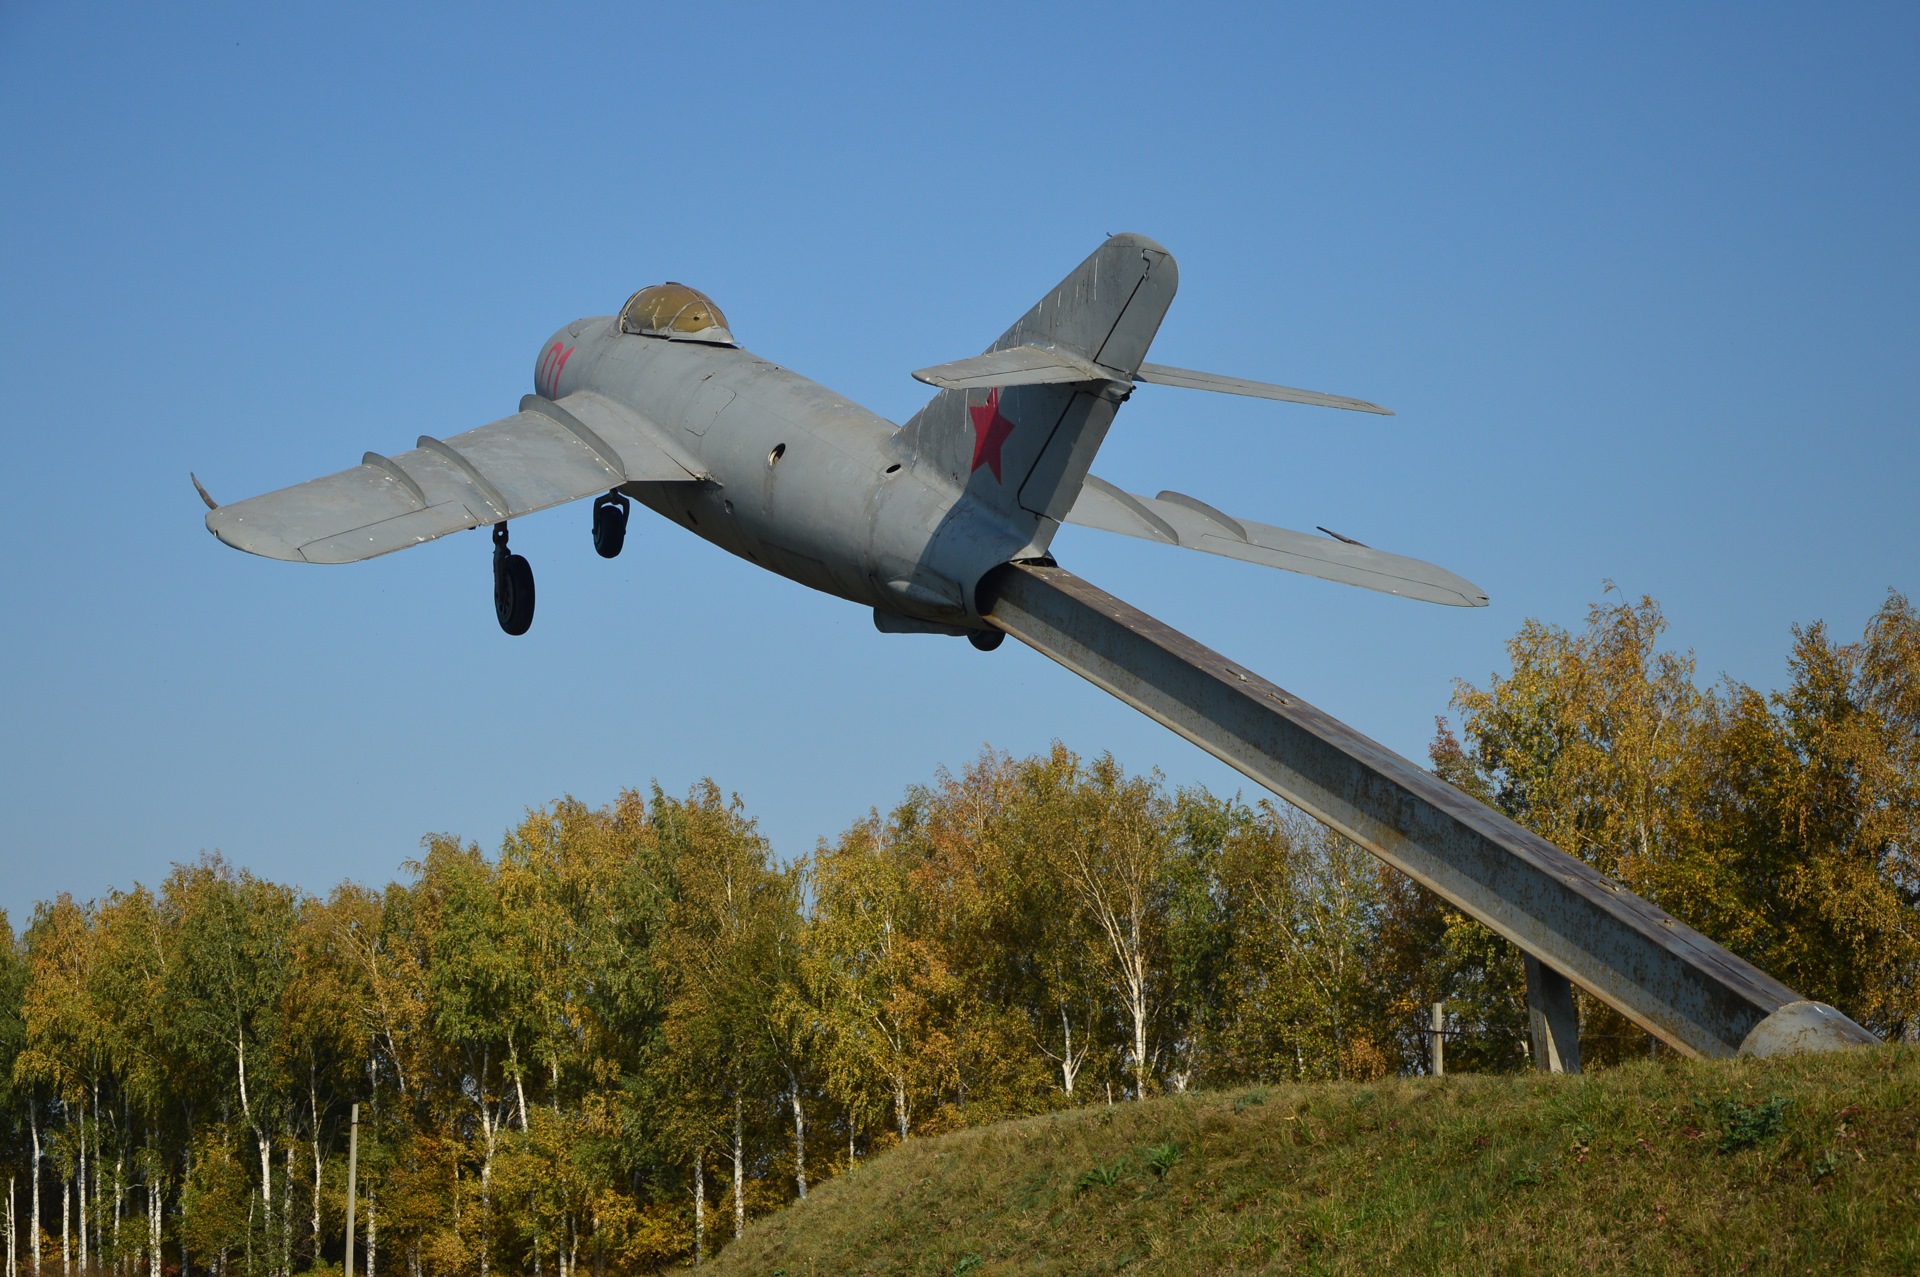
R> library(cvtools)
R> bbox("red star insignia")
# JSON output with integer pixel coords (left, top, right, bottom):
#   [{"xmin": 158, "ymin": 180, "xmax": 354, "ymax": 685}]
[{"xmin": 968, "ymin": 387, "xmax": 1017, "ymax": 482}]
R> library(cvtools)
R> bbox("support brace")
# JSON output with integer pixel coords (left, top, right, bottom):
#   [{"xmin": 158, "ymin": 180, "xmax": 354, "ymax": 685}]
[{"xmin": 1525, "ymin": 956, "xmax": 1582, "ymax": 1074}]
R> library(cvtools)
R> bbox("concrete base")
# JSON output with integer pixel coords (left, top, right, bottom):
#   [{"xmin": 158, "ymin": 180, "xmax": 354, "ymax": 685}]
[{"xmin": 1738, "ymin": 1001, "xmax": 1879, "ymax": 1057}]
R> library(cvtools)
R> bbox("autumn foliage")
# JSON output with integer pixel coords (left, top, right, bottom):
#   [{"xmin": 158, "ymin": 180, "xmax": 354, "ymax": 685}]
[{"xmin": 0, "ymin": 591, "xmax": 1913, "ymax": 1272}]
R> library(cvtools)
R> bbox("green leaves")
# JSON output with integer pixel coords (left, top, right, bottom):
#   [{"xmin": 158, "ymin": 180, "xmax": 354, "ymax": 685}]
[
  {"xmin": 1143, "ymin": 1140, "xmax": 1184, "ymax": 1178},
  {"xmin": 1697, "ymin": 1093, "xmax": 1792, "ymax": 1154}
]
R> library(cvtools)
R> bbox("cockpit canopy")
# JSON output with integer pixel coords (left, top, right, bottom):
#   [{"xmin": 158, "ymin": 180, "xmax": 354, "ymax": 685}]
[{"xmin": 618, "ymin": 283, "xmax": 736, "ymax": 346}]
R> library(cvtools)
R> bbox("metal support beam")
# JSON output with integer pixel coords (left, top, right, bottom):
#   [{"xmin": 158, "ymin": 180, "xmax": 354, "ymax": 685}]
[
  {"xmin": 1525, "ymin": 956, "xmax": 1582, "ymax": 1074},
  {"xmin": 979, "ymin": 562, "xmax": 1878, "ymax": 1060}
]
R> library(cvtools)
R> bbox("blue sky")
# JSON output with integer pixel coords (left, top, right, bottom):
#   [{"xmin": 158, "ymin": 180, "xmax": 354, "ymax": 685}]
[{"xmin": 1, "ymin": 4, "xmax": 1914, "ymax": 923}]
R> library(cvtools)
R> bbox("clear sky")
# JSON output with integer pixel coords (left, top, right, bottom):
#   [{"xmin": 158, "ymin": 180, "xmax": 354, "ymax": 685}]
[{"xmin": 1, "ymin": 4, "xmax": 1914, "ymax": 924}]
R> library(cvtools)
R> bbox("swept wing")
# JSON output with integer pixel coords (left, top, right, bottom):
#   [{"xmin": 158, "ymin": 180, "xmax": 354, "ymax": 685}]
[
  {"xmin": 1064, "ymin": 475, "xmax": 1487, "ymax": 607},
  {"xmin": 206, "ymin": 393, "xmax": 705, "ymax": 564}
]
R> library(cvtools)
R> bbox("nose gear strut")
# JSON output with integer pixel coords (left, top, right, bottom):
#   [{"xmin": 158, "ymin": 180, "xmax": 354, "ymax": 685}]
[{"xmin": 492, "ymin": 523, "xmax": 535, "ymax": 635}]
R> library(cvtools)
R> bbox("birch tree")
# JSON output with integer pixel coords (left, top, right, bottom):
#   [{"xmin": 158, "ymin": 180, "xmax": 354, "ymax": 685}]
[
  {"xmin": 0, "ymin": 915, "xmax": 26, "ymax": 1274},
  {"xmin": 1012, "ymin": 747, "xmax": 1175, "ymax": 1098},
  {"xmin": 656, "ymin": 783, "xmax": 788, "ymax": 1245},
  {"xmin": 806, "ymin": 816, "xmax": 959, "ymax": 1144},
  {"xmin": 165, "ymin": 857, "xmax": 300, "ymax": 1270}
]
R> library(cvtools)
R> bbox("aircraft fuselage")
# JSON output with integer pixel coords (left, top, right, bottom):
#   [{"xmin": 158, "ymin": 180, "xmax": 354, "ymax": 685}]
[{"xmin": 539, "ymin": 317, "xmax": 1044, "ymax": 632}]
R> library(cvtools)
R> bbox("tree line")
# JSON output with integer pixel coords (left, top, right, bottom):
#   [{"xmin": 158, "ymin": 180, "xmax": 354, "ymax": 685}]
[{"xmin": 0, "ymin": 589, "xmax": 1913, "ymax": 1274}]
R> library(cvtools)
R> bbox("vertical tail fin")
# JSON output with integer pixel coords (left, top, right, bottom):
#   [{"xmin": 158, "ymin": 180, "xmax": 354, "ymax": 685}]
[{"xmin": 898, "ymin": 234, "xmax": 1177, "ymax": 529}]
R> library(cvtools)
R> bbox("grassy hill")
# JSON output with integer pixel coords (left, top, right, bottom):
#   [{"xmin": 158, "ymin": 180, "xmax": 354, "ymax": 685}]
[{"xmin": 712, "ymin": 1047, "xmax": 1919, "ymax": 1276}]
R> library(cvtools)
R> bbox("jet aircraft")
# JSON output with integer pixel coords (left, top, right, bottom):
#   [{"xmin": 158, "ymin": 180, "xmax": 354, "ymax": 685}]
[{"xmin": 199, "ymin": 234, "xmax": 1487, "ymax": 640}]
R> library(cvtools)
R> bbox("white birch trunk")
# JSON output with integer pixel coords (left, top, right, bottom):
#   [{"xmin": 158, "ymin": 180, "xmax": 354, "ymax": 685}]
[
  {"xmin": 310, "ymin": 1079, "xmax": 323, "ymax": 1263},
  {"xmin": 236, "ymin": 1035, "xmax": 273, "ymax": 1247},
  {"xmin": 731, "ymin": 1097, "xmax": 745, "ymax": 1241},
  {"xmin": 255, "ymin": 1132, "xmax": 272, "ymax": 1250},
  {"xmin": 508, "ymin": 1040, "xmax": 528, "ymax": 1133},
  {"xmin": 478, "ymin": 1114, "xmax": 495, "ymax": 1277},
  {"xmin": 77, "ymin": 1119, "xmax": 88, "ymax": 1274},
  {"xmin": 893, "ymin": 1082, "xmax": 909, "ymax": 1142},
  {"xmin": 1046, "ymin": 1005, "xmax": 1090, "ymax": 1095},
  {"xmin": 1131, "ymin": 972, "xmax": 1149, "ymax": 1098},
  {"xmin": 1063, "ymin": 816, "xmax": 1156, "ymax": 1099},
  {"xmin": 692, "ymin": 1148, "xmax": 705, "ymax": 1268},
  {"xmin": 366, "ymin": 1187, "xmax": 376, "ymax": 1277},
  {"xmin": 27, "ymin": 1111, "xmax": 39, "ymax": 1277},
  {"xmin": 149, "ymin": 1176, "xmax": 162, "ymax": 1277},
  {"xmin": 113, "ymin": 1154, "xmax": 123, "ymax": 1273},
  {"xmin": 282, "ymin": 1143, "xmax": 293, "ymax": 1277},
  {"xmin": 90, "ymin": 1083, "xmax": 100, "ymax": 1272},
  {"xmin": 789, "ymin": 1082, "xmax": 807, "ymax": 1200},
  {"xmin": 61, "ymin": 1177, "xmax": 69, "ymax": 1274}
]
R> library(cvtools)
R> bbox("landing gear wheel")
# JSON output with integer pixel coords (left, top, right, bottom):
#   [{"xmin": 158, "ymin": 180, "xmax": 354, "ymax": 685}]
[
  {"xmin": 592, "ymin": 491, "xmax": 630, "ymax": 559},
  {"xmin": 968, "ymin": 629, "xmax": 1005, "ymax": 652},
  {"xmin": 492, "ymin": 524, "xmax": 535, "ymax": 636}
]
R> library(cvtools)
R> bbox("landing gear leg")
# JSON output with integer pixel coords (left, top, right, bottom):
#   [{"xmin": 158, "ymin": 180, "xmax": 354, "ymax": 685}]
[
  {"xmin": 592, "ymin": 490, "xmax": 630, "ymax": 558},
  {"xmin": 493, "ymin": 523, "xmax": 535, "ymax": 635}
]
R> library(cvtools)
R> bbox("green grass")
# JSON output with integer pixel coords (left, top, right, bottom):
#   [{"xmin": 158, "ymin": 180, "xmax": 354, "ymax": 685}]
[{"xmin": 716, "ymin": 1047, "xmax": 1920, "ymax": 1276}]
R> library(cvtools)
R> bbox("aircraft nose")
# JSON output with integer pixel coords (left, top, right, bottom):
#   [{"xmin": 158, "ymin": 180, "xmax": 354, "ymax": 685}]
[{"xmin": 535, "ymin": 329, "xmax": 581, "ymax": 399}]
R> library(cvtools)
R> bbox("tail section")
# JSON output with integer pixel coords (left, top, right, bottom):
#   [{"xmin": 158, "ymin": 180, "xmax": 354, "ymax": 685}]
[{"xmin": 898, "ymin": 234, "xmax": 1177, "ymax": 530}]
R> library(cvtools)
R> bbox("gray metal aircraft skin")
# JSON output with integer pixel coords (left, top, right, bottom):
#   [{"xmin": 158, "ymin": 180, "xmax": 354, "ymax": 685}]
[{"xmin": 202, "ymin": 234, "xmax": 1488, "ymax": 638}]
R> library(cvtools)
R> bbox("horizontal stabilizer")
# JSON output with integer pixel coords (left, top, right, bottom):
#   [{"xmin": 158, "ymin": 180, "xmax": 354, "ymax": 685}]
[
  {"xmin": 911, "ymin": 344, "xmax": 1118, "ymax": 391},
  {"xmin": 204, "ymin": 392, "xmax": 703, "ymax": 564},
  {"xmin": 1135, "ymin": 362, "xmax": 1392, "ymax": 415},
  {"xmin": 1064, "ymin": 476, "xmax": 1486, "ymax": 606}
]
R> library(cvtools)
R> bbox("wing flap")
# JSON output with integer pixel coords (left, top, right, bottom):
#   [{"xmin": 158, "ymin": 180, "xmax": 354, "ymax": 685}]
[
  {"xmin": 1135, "ymin": 362, "xmax": 1392, "ymax": 415},
  {"xmin": 1064, "ymin": 479, "xmax": 1488, "ymax": 606},
  {"xmin": 206, "ymin": 395, "xmax": 705, "ymax": 565},
  {"xmin": 912, "ymin": 344, "xmax": 1116, "ymax": 390}
]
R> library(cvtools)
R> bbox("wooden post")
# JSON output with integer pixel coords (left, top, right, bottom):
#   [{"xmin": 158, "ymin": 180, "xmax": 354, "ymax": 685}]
[
  {"xmin": 1430, "ymin": 1002, "xmax": 1446, "ymax": 1077},
  {"xmin": 345, "ymin": 1102, "xmax": 360, "ymax": 1277}
]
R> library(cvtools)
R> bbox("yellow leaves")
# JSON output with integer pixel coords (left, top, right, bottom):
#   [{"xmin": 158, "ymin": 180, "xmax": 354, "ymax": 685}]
[{"xmin": 1442, "ymin": 586, "xmax": 1920, "ymax": 1046}]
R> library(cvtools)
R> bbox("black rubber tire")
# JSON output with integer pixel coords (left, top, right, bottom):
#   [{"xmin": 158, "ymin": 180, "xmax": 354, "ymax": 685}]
[
  {"xmin": 968, "ymin": 629, "xmax": 1005, "ymax": 652},
  {"xmin": 593, "ymin": 498, "xmax": 628, "ymax": 558},
  {"xmin": 494, "ymin": 553, "xmax": 536, "ymax": 635}
]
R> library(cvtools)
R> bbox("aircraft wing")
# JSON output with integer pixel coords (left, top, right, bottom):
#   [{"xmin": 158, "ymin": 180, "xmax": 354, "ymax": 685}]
[
  {"xmin": 1063, "ymin": 475, "xmax": 1488, "ymax": 607},
  {"xmin": 205, "ymin": 392, "xmax": 706, "ymax": 564}
]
